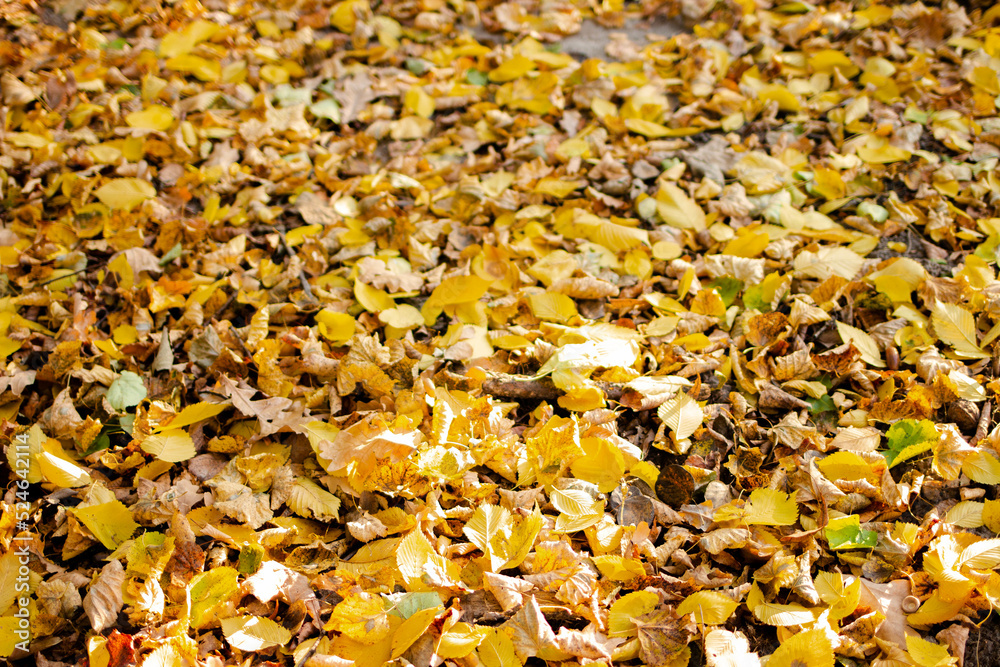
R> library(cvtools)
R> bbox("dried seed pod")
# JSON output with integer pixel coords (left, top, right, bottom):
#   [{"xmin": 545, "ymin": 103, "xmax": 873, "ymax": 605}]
[
  {"xmin": 947, "ymin": 400, "xmax": 979, "ymax": 433},
  {"xmin": 885, "ymin": 344, "xmax": 899, "ymax": 371},
  {"xmin": 901, "ymin": 596, "xmax": 921, "ymax": 613}
]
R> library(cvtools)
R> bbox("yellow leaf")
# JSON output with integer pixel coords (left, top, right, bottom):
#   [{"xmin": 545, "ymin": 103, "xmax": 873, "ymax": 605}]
[
  {"xmin": 906, "ymin": 635, "xmax": 957, "ymax": 667},
  {"xmin": 378, "ymin": 305, "xmax": 425, "ymax": 331},
  {"xmin": 189, "ymin": 567, "xmax": 240, "ymax": 629},
  {"xmin": 489, "ymin": 55, "xmax": 536, "ymax": 82},
  {"xmin": 502, "ymin": 505, "xmax": 542, "ymax": 571},
  {"xmin": 154, "ymin": 402, "xmax": 226, "ymax": 432},
  {"xmin": 816, "ymin": 451, "xmax": 878, "ymax": 483},
  {"xmin": 758, "ymin": 84, "xmax": 800, "ymax": 112},
  {"xmin": 836, "ymin": 321, "xmax": 885, "ymax": 368},
  {"xmin": 330, "ymin": 0, "xmax": 365, "ymax": 33},
  {"xmin": 533, "ymin": 177, "xmax": 584, "ymax": 198},
  {"xmin": 285, "ymin": 224, "xmax": 322, "ymax": 246},
  {"xmin": 657, "ymin": 392, "xmax": 704, "ymax": 441},
  {"xmin": 983, "ymin": 499, "xmax": 1000, "ymax": 534},
  {"xmin": 287, "ymin": 477, "xmax": 341, "ymax": 521},
  {"xmin": 477, "ymin": 627, "xmax": 522, "ymax": 667},
  {"xmin": 958, "ymin": 537, "xmax": 1000, "ymax": 570},
  {"xmin": 158, "ymin": 19, "xmax": 220, "ymax": 58},
  {"xmin": 8, "ymin": 132, "xmax": 49, "ymax": 148},
  {"xmin": 397, "ymin": 529, "xmax": 461, "ymax": 591},
  {"xmin": 164, "ymin": 54, "xmax": 221, "ymax": 81},
  {"xmin": 570, "ymin": 437, "xmax": 626, "ymax": 493},
  {"xmin": 722, "ymin": 231, "xmax": 769, "ymax": 257},
  {"xmin": 325, "ymin": 595, "xmax": 391, "ymax": 644},
  {"xmin": 812, "ymin": 166, "xmax": 846, "ymax": 199},
  {"xmin": 521, "ymin": 416, "xmax": 584, "ymax": 487},
  {"xmin": 857, "ymin": 135, "xmax": 911, "ymax": 163},
  {"xmin": 0, "ymin": 617, "xmax": 26, "ymax": 658},
  {"xmin": 0, "ymin": 334, "xmax": 20, "ymax": 360},
  {"xmin": 676, "ymin": 590, "xmax": 739, "ymax": 625},
  {"xmin": 463, "ymin": 504, "xmax": 513, "ymax": 572},
  {"xmin": 945, "ymin": 501, "xmax": 984, "ymax": 528},
  {"xmin": 528, "ymin": 293, "xmax": 577, "ymax": 323},
  {"xmin": 624, "ymin": 118, "xmax": 672, "ymax": 138},
  {"xmin": 815, "ymin": 572, "xmax": 861, "ymax": 620},
  {"xmin": 0, "ymin": 551, "xmax": 24, "ymax": 615},
  {"xmin": 140, "ymin": 429, "xmax": 196, "ymax": 462},
  {"xmin": 907, "ymin": 591, "xmax": 966, "ymax": 626},
  {"xmin": 655, "ymin": 183, "xmax": 707, "ymax": 231},
  {"xmin": 527, "ymin": 251, "xmax": 576, "ymax": 288},
  {"xmin": 931, "ymin": 301, "xmax": 989, "ymax": 359},
  {"xmin": 609, "ymin": 591, "xmax": 660, "ymax": 637},
  {"xmin": 71, "ymin": 500, "xmax": 138, "ymax": 549},
  {"xmin": 246, "ymin": 306, "xmax": 270, "ymax": 351},
  {"xmin": 422, "ymin": 275, "xmax": 492, "ymax": 323},
  {"xmin": 555, "ymin": 209, "xmax": 649, "ymax": 253},
  {"xmin": 744, "ymin": 489, "xmax": 798, "ymax": 526},
  {"xmin": 591, "ymin": 555, "xmax": 645, "ymax": 582},
  {"xmin": 550, "ymin": 488, "xmax": 603, "ymax": 517},
  {"xmin": 437, "ymin": 622, "xmax": 488, "ymax": 658},
  {"xmin": 962, "ymin": 450, "xmax": 1000, "ymax": 484},
  {"xmin": 355, "ymin": 280, "xmax": 395, "ymax": 313},
  {"xmin": 38, "ymin": 436, "xmax": 91, "ymax": 488},
  {"xmin": 125, "ymin": 105, "xmax": 174, "ymax": 131},
  {"xmin": 752, "ymin": 599, "xmax": 815, "ymax": 626},
  {"xmin": 869, "ymin": 258, "xmax": 927, "ymax": 303},
  {"xmin": 403, "ymin": 87, "xmax": 435, "ymax": 118},
  {"xmin": 222, "ymin": 615, "xmax": 292, "ymax": 651},
  {"xmin": 95, "ymin": 178, "xmax": 156, "ymax": 211},
  {"xmin": 391, "ymin": 606, "xmax": 441, "ymax": 658},
  {"xmin": 766, "ymin": 628, "xmax": 833, "ymax": 667},
  {"xmin": 793, "ymin": 246, "xmax": 866, "ymax": 281},
  {"xmin": 316, "ymin": 309, "xmax": 356, "ymax": 344}
]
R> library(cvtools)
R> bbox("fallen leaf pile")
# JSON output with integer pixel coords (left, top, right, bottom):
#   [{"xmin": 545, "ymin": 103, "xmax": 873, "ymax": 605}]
[{"xmin": 2, "ymin": 0, "xmax": 1000, "ymax": 664}]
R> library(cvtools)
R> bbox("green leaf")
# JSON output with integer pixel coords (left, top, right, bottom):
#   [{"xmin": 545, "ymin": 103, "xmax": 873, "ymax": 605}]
[
  {"xmin": 405, "ymin": 58, "xmax": 430, "ymax": 75},
  {"xmin": 883, "ymin": 419, "xmax": 937, "ymax": 467},
  {"xmin": 743, "ymin": 284, "xmax": 770, "ymax": 312},
  {"xmin": 466, "ymin": 69, "xmax": 489, "ymax": 86},
  {"xmin": 825, "ymin": 515, "xmax": 877, "ymax": 550},
  {"xmin": 106, "ymin": 371, "xmax": 147, "ymax": 411},
  {"xmin": 807, "ymin": 394, "xmax": 837, "ymax": 416},
  {"xmin": 85, "ymin": 432, "xmax": 111, "ymax": 455},
  {"xmin": 705, "ymin": 277, "xmax": 743, "ymax": 307},
  {"xmin": 238, "ymin": 544, "xmax": 265, "ymax": 574},
  {"xmin": 189, "ymin": 567, "xmax": 240, "ymax": 629},
  {"xmin": 309, "ymin": 98, "xmax": 341, "ymax": 123}
]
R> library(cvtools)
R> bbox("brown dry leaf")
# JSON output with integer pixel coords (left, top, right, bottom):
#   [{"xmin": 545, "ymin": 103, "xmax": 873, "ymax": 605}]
[{"xmin": 82, "ymin": 561, "xmax": 125, "ymax": 633}]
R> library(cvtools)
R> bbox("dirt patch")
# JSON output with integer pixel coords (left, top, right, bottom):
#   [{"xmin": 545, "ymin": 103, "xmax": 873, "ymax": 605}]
[
  {"xmin": 867, "ymin": 228, "xmax": 953, "ymax": 278},
  {"xmin": 742, "ymin": 622, "xmax": 780, "ymax": 660},
  {"xmin": 554, "ymin": 15, "xmax": 682, "ymax": 60},
  {"xmin": 966, "ymin": 614, "xmax": 1000, "ymax": 667},
  {"xmin": 470, "ymin": 14, "xmax": 683, "ymax": 61}
]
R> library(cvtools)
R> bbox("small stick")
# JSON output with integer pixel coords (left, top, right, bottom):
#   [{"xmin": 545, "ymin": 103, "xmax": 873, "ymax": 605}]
[
  {"xmin": 276, "ymin": 229, "xmax": 316, "ymax": 302},
  {"xmin": 211, "ymin": 287, "xmax": 238, "ymax": 321},
  {"xmin": 480, "ymin": 373, "xmax": 624, "ymax": 402},
  {"xmin": 972, "ymin": 399, "xmax": 992, "ymax": 446}
]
